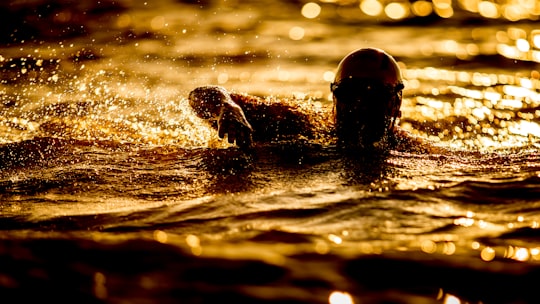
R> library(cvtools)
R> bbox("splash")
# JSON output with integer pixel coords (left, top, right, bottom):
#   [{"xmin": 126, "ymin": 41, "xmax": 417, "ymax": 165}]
[{"xmin": 0, "ymin": 51, "xmax": 227, "ymax": 148}]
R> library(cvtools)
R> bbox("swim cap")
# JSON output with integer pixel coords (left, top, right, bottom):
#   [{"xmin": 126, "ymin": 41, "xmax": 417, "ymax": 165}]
[{"xmin": 333, "ymin": 47, "xmax": 402, "ymax": 86}]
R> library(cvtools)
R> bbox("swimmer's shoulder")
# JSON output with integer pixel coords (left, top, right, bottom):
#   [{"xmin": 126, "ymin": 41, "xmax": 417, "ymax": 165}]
[
  {"xmin": 229, "ymin": 91, "xmax": 334, "ymax": 143},
  {"xmin": 229, "ymin": 91, "xmax": 265, "ymax": 109}
]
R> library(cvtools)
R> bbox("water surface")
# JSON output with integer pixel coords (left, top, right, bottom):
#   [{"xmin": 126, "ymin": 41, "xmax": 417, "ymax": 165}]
[{"xmin": 1, "ymin": 0, "xmax": 540, "ymax": 303}]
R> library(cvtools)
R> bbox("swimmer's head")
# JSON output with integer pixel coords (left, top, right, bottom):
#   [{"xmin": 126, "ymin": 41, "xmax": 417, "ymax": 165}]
[{"xmin": 331, "ymin": 48, "xmax": 404, "ymax": 148}]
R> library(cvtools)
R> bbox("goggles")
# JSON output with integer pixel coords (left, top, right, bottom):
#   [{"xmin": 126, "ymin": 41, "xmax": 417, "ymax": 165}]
[{"xmin": 331, "ymin": 78, "xmax": 404, "ymax": 102}]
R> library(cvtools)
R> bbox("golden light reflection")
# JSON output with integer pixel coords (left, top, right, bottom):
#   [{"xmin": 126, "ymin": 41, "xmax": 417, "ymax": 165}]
[
  {"xmin": 329, "ymin": 291, "xmax": 354, "ymax": 304},
  {"xmin": 385, "ymin": 2, "xmax": 409, "ymax": 20},
  {"xmin": 323, "ymin": 71, "xmax": 335, "ymax": 82},
  {"xmin": 217, "ymin": 72, "xmax": 229, "ymax": 84},
  {"xmin": 497, "ymin": 28, "xmax": 540, "ymax": 63},
  {"xmin": 442, "ymin": 242, "xmax": 456, "ymax": 255},
  {"xmin": 480, "ymin": 246, "xmax": 496, "ymax": 261},
  {"xmin": 328, "ymin": 234, "xmax": 343, "ymax": 244},
  {"xmin": 421, "ymin": 240, "xmax": 437, "ymax": 254},
  {"xmin": 315, "ymin": 240, "xmax": 330, "ymax": 254},
  {"xmin": 502, "ymin": 245, "xmax": 531, "ymax": 261},
  {"xmin": 411, "ymin": 1, "xmax": 433, "ymax": 17},
  {"xmin": 478, "ymin": 1, "xmax": 500, "ymax": 18},
  {"xmin": 454, "ymin": 217, "xmax": 474, "ymax": 227},
  {"xmin": 406, "ymin": 63, "xmax": 540, "ymax": 148},
  {"xmin": 433, "ymin": 0, "xmax": 454, "ymax": 18},
  {"xmin": 302, "ymin": 2, "xmax": 322, "ymax": 19},
  {"xmin": 186, "ymin": 234, "xmax": 199, "ymax": 246},
  {"xmin": 503, "ymin": 4, "xmax": 526, "ymax": 21},
  {"xmin": 153, "ymin": 230, "xmax": 168, "ymax": 243},
  {"xmin": 496, "ymin": 98, "xmax": 522, "ymax": 110},
  {"xmin": 93, "ymin": 272, "xmax": 108, "ymax": 300},
  {"xmin": 443, "ymin": 293, "xmax": 461, "ymax": 304},
  {"xmin": 514, "ymin": 247, "xmax": 530, "ymax": 261},
  {"xmin": 533, "ymin": 31, "xmax": 540, "ymax": 48},
  {"xmin": 186, "ymin": 234, "xmax": 202, "ymax": 256},
  {"xmin": 433, "ymin": 0, "xmax": 452, "ymax": 10},
  {"xmin": 289, "ymin": 26, "xmax": 305, "ymax": 40},
  {"xmin": 360, "ymin": 0, "xmax": 383, "ymax": 16},
  {"xmin": 509, "ymin": 120, "xmax": 540, "ymax": 138},
  {"xmin": 516, "ymin": 38, "xmax": 530, "ymax": 52},
  {"xmin": 531, "ymin": 247, "xmax": 540, "ymax": 260},
  {"xmin": 504, "ymin": 84, "xmax": 539, "ymax": 101},
  {"xmin": 310, "ymin": 0, "xmax": 539, "ymax": 21}
]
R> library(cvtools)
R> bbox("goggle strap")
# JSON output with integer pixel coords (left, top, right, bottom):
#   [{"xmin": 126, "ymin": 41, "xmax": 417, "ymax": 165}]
[{"xmin": 330, "ymin": 80, "xmax": 404, "ymax": 95}]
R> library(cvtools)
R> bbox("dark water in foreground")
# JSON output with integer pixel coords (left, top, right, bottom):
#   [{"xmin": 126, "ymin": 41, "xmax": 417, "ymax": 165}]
[{"xmin": 1, "ymin": 0, "xmax": 540, "ymax": 303}]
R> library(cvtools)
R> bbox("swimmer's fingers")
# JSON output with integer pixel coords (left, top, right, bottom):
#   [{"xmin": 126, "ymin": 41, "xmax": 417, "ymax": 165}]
[
  {"xmin": 218, "ymin": 121, "xmax": 228, "ymax": 139},
  {"xmin": 219, "ymin": 120, "xmax": 252, "ymax": 147},
  {"xmin": 236, "ymin": 127, "xmax": 252, "ymax": 149},
  {"xmin": 218, "ymin": 105, "xmax": 253, "ymax": 148},
  {"xmin": 226, "ymin": 128, "xmax": 237, "ymax": 144}
]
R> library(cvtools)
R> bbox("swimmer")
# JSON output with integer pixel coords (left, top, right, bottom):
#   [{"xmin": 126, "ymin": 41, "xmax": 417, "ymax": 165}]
[{"xmin": 189, "ymin": 47, "xmax": 425, "ymax": 152}]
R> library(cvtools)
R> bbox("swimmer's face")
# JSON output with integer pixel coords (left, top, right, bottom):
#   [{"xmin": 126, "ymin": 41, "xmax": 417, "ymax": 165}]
[{"xmin": 332, "ymin": 77, "xmax": 403, "ymax": 147}]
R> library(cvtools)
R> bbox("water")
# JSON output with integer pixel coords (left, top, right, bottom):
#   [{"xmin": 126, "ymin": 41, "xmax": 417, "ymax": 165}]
[{"xmin": 1, "ymin": 0, "xmax": 540, "ymax": 303}]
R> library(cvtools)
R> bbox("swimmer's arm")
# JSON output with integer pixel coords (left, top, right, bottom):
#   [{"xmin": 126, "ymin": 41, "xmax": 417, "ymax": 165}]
[
  {"xmin": 190, "ymin": 85, "xmax": 326, "ymax": 146},
  {"xmin": 189, "ymin": 86, "xmax": 253, "ymax": 148},
  {"xmin": 229, "ymin": 92, "xmax": 329, "ymax": 143}
]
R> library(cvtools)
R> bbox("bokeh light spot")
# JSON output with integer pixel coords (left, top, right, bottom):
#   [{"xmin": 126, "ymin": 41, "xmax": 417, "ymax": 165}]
[
  {"xmin": 532, "ymin": 31, "xmax": 540, "ymax": 49},
  {"xmin": 516, "ymin": 39, "xmax": 530, "ymax": 52},
  {"xmin": 93, "ymin": 272, "xmax": 108, "ymax": 300},
  {"xmin": 433, "ymin": 0, "xmax": 452, "ymax": 10},
  {"xmin": 329, "ymin": 291, "xmax": 354, "ymax": 304},
  {"xmin": 328, "ymin": 234, "xmax": 342, "ymax": 244},
  {"xmin": 478, "ymin": 1, "xmax": 500, "ymax": 19},
  {"xmin": 186, "ymin": 234, "xmax": 200, "ymax": 247},
  {"xmin": 421, "ymin": 240, "xmax": 437, "ymax": 253},
  {"xmin": 323, "ymin": 71, "xmax": 335, "ymax": 82},
  {"xmin": 435, "ymin": 5, "xmax": 454, "ymax": 18},
  {"xmin": 411, "ymin": 1, "xmax": 433, "ymax": 17},
  {"xmin": 443, "ymin": 294, "xmax": 462, "ymax": 304},
  {"xmin": 385, "ymin": 2, "xmax": 409, "ymax": 20},
  {"xmin": 513, "ymin": 247, "xmax": 530, "ymax": 261},
  {"xmin": 480, "ymin": 246, "xmax": 496, "ymax": 261},
  {"xmin": 186, "ymin": 234, "xmax": 202, "ymax": 256},
  {"xmin": 289, "ymin": 26, "xmax": 305, "ymax": 40},
  {"xmin": 360, "ymin": 0, "xmax": 383, "ymax": 17},
  {"xmin": 302, "ymin": 2, "xmax": 322, "ymax": 19},
  {"xmin": 153, "ymin": 230, "xmax": 168, "ymax": 243}
]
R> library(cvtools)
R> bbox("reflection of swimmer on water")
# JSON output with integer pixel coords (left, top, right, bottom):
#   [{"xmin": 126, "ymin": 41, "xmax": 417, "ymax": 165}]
[{"xmin": 189, "ymin": 47, "xmax": 428, "ymax": 153}]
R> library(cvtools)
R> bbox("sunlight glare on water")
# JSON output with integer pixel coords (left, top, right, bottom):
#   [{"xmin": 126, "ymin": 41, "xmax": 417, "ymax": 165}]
[
  {"xmin": 329, "ymin": 291, "xmax": 354, "ymax": 304},
  {"xmin": 400, "ymin": 65, "xmax": 540, "ymax": 150},
  {"xmin": 2, "ymin": 1, "xmax": 540, "ymax": 303}
]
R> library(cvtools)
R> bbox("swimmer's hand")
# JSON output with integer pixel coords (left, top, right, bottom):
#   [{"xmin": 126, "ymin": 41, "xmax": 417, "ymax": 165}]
[
  {"xmin": 217, "ymin": 103, "xmax": 253, "ymax": 148},
  {"xmin": 189, "ymin": 85, "xmax": 253, "ymax": 148}
]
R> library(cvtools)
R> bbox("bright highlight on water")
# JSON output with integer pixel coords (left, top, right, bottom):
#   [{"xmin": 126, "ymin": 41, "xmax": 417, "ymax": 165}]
[{"xmin": 1, "ymin": 0, "xmax": 540, "ymax": 303}]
